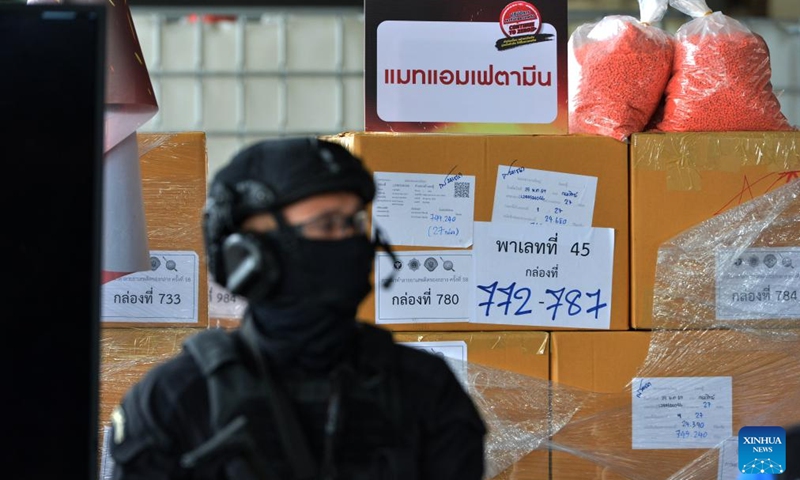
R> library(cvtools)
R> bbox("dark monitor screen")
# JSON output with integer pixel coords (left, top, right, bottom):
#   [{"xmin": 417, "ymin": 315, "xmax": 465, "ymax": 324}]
[{"xmin": 0, "ymin": 4, "xmax": 105, "ymax": 480}]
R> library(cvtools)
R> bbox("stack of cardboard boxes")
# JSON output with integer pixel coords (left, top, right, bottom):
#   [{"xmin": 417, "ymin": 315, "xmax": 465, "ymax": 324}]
[
  {"xmin": 99, "ymin": 130, "xmax": 800, "ymax": 479},
  {"xmin": 330, "ymin": 131, "xmax": 800, "ymax": 479},
  {"xmin": 99, "ymin": 132, "xmax": 209, "ymax": 445}
]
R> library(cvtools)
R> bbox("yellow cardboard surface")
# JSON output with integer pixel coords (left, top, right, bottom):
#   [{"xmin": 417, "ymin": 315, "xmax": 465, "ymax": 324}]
[
  {"xmin": 630, "ymin": 132, "xmax": 800, "ymax": 329},
  {"xmin": 550, "ymin": 331, "xmax": 652, "ymax": 393},
  {"xmin": 332, "ymin": 132, "xmax": 630, "ymax": 331}
]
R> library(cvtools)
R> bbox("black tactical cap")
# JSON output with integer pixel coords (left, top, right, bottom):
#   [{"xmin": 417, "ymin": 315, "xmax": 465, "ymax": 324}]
[{"xmin": 209, "ymin": 137, "xmax": 376, "ymax": 226}]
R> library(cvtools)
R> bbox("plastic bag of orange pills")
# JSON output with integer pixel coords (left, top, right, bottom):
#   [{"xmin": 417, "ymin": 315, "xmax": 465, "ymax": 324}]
[
  {"xmin": 568, "ymin": 0, "xmax": 674, "ymax": 142},
  {"xmin": 656, "ymin": 0, "xmax": 795, "ymax": 132}
]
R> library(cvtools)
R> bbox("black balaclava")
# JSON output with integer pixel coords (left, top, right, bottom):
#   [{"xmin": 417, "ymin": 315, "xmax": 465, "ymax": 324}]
[
  {"xmin": 203, "ymin": 137, "xmax": 379, "ymax": 372},
  {"xmin": 247, "ymin": 229, "xmax": 375, "ymax": 371}
]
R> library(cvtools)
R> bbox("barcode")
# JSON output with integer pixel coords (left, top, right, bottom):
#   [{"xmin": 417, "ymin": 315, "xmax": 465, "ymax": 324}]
[{"xmin": 454, "ymin": 182, "xmax": 470, "ymax": 198}]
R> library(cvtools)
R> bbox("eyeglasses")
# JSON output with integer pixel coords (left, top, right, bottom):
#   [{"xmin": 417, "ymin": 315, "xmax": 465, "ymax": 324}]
[{"xmin": 290, "ymin": 210, "xmax": 368, "ymax": 240}]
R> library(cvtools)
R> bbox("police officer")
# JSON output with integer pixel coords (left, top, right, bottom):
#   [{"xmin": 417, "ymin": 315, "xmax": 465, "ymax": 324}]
[{"xmin": 109, "ymin": 137, "xmax": 487, "ymax": 480}]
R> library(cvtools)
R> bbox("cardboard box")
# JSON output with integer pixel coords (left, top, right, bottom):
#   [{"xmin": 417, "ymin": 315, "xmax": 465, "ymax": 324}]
[
  {"xmin": 550, "ymin": 331, "xmax": 650, "ymax": 480},
  {"xmin": 102, "ymin": 132, "xmax": 210, "ymax": 327},
  {"xmin": 394, "ymin": 332, "xmax": 550, "ymax": 480},
  {"xmin": 364, "ymin": 0, "xmax": 568, "ymax": 134},
  {"xmin": 331, "ymin": 132, "xmax": 630, "ymax": 331},
  {"xmin": 394, "ymin": 331, "xmax": 550, "ymax": 380},
  {"xmin": 630, "ymin": 132, "xmax": 800, "ymax": 329},
  {"xmin": 549, "ymin": 330, "xmax": 800, "ymax": 479}
]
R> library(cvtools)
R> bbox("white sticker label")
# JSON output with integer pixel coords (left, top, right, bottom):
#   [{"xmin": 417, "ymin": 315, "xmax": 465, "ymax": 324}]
[
  {"xmin": 208, "ymin": 279, "xmax": 247, "ymax": 319},
  {"xmin": 716, "ymin": 247, "xmax": 800, "ymax": 320},
  {"xmin": 472, "ymin": 222, "xmax": 614, "ymax": 328},
  {"xmin": 375, "ymin": 251, "xmax": 473, "ymax": 324},
  {"xmin": 492, "ymin": 165, "xmax": 598, "ymax": 227},
  {"xmin": 631, "ymin": 376, "xmax": 732, "ymax": 450},
  {"xmin": 102, "ymin": 250, "xmax": 200, "ymax": 323},
  {"xmin": 372, "ymin": 171, "xmax": 476, "ymax": 248}
]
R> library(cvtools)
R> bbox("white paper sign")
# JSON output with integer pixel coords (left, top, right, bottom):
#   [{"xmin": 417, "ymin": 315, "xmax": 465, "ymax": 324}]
[
  {"xmin": 472, "ymin": 222, "xmax": 614, "ymax": 328},
  {"xmin": 492, "ymin": 164, "xmax": 598, "ymax": 227},
  {"xmin": 376, "ymin": 251, "xmax": 473, "ymax": 324},
  {"xmin": 631, "ymin": 376, "xmax": 733, "ymax": 450},
  {"xmin": 208, "ymin": 279, "xmax": 247, "ymax": 319},
  {"xmin": 376, "ymin": 21, "xmax": 558, "ymax": 124},
  {"xmin": 102, "ymin": 250, "xmax": 200, "ymax": 323},
  {"xmin": 716, "ymin": 247, "xmax": 800, "ymax": 320},
  {"xmin": 718, "ymin": 437, "xmax": 740, "ymax": 480},
  {"xmin": 373, "ymin": 171, "xmax": 476, "ymax": 248}
]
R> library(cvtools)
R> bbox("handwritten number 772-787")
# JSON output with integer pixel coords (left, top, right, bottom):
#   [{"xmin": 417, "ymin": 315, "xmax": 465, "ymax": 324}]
[{"xmin": 477, "ymin": 281, "xmax": 607, "ymax": 320}]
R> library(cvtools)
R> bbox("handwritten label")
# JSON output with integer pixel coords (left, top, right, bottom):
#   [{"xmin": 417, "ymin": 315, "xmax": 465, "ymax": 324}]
[
  {"xmin": 372, "ymin": 171, "xmax": 475, "ymax": 248},
  {"xmin": 375, "ymin": 251, "xmax": 473, "ymax": 324},
  {"xmin": 472, "ymin": 222, "xmax": 613, "ymax": 328},
  {"xmin": 492, "ymin": 165, "xmax": 598, "ymax": 227},
  {"xmin": 631, "ymin": 376, "xmax": 732, "ymax": 450},
  {"xmin": 208, "ymin": 279, "xmax": 247, "ymax": 319},
  {"xmin": 716, "ymin": 247, "xmax": 800, "ymax": 320},
  {"xmin": 102, "ymin": 250, "xmax": 199, "ymax": 323}
]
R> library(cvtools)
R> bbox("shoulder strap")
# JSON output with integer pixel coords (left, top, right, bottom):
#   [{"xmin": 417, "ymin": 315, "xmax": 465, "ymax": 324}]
[
  {"xmin": 183, "ymin": 329, "xmax": 237, "ymax": 377},
  {"xmin": 181, "ymin": 329, "xmax": 272, "ymax": 477},
  {"xmin": 183, "ymin": 329, "xmax": 250, "ymax": 432},
  {"xmin": 239, "ymin": 318, "xmax": 319, "ymax": 480},
  {"xmin": 182, "ymin": 324, "xmax": 318, "ymax": 480}
]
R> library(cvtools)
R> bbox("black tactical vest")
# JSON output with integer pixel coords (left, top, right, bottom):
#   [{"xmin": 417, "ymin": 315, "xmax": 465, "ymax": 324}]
[{"xmin": 180, "ymin": 322, "xmax": 417, "ymax": 480}]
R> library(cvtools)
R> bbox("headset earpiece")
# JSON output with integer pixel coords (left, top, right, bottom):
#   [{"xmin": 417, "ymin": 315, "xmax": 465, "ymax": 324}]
[
  {"xmin": 221, "ymin": 232, "xmax": 281, "ymax": 302},
  {"xmin": 204, "ymin": 180, "xmax": 279, "ymax": 299}
]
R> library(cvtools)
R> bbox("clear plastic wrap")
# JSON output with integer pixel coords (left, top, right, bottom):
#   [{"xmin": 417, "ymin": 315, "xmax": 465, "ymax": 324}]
[
  {"xmin": 99, "ymin": 328, "xmax": 198, "ymax": 438},
  {"xmin": 462, "ymin": 362, "xmax": 584, "ymax": 479},
  {"xmin": 138, "ymin": 132, "xmax": 208, "ymax": 259},
  {"xmin": 568, "ymin": 0, "xmax": 674, "ymax": 142},
  {"xmin": 498, "ymin": 179, "xmax": 800, "ymax": 479},
  {"xmin": 656, "ymin": 0, "xmax": 796, "ymax": 132}
]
